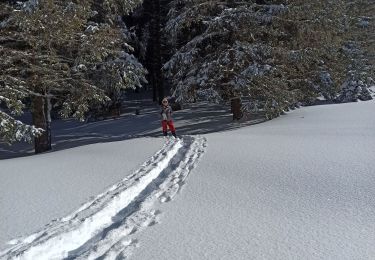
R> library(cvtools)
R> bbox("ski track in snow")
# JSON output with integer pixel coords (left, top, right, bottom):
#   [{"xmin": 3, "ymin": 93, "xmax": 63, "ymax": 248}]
[{"xmin": 0, "ymin": 136, "xmax": 207, "ymax": 260}]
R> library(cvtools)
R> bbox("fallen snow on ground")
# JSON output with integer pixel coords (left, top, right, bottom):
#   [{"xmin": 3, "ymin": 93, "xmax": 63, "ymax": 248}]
[
  {"xmin": 1, "ymin": 100, "xmax": 375, "ymax": 260},
  {"xmin": 0, "ymin": 101, "xmax": 262, "ymax": 159},
  {"xmin": 0, "ymin": 136, "xmax": 206, "ymax": 259},
  {"xmin": 132, "ymin": 101, "xmax": 375, "ymax": 260},
  {"xmin": 0, "ymin": 138, "xmax": 163, "ymax": 247}
]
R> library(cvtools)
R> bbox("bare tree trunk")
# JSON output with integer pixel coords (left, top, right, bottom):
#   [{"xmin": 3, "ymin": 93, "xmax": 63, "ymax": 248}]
[
  {"xmin": 154, "ymin": 0, "xmax": 164, "ymax": 103},
  {"xmin": 231, "ymin": 97, "xmax": 242, "ymax": 120},
  {"xmin": 144, "ymin": 0, "xmax": 164, "ymax": 103},
  {"xmin": 45, "ymin": 94, "xmax": 52, "ymax": 149},
  {"xmin": 32, "ymin": 95, "xmax": 51, "ymax": 153}
]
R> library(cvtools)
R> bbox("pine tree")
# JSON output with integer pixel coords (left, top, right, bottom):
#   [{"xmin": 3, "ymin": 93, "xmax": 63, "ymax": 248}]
[
  {"xmin": 162, "ymin": 0, "xmax": 354, "ymax": 118},
  {"xmin": 126, "ymin": 0, "xmax": 166, "ymax": 103},
  {"xmin": 0, "ymin": 1, "xmax": 43, "ymax": 144},
  {"xmin": 336, "ymin": 0, "xmax": 374, "ymax": 102},
  {"xmin": 0, "ymin": 0, "xmax": 146, "ymax": 152}
]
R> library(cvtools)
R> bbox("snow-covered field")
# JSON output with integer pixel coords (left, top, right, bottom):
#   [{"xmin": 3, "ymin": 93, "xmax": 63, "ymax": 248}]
[
  {"xmin": 1, "ymin": 100, "xmax": 375, "ymax": 259},
  {"xmin": 133, "ymin": 101, "xmax": 375, "ymax": 260},
  {"xmin": 0, "ymin": 138, "xmax": 164, "ymax": 247}
]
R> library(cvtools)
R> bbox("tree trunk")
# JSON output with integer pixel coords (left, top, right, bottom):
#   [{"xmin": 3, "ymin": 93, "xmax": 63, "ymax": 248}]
[
  {"xmin": 154, "ymin": 0, "xmax": 164, "ymax": 103},
  {"xmin": 231, "ymin": 97, "xmax": 242, "ymax": 120},
  {"xmin": 32, "ymin": 95, "xmax": 51, "ymax": 153},
  {"xmin": 144, "ymin": 0, "xmax": 164, "ymax": 103}
]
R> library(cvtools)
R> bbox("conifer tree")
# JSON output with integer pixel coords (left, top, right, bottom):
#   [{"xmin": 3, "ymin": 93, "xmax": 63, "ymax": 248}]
[
  {"xmin": 0, "ymin": 0, "xmax": 145, "ymax": 152},
  {"xmin": 336, "ymin": 0, "xmax": 374, "ymax": 102},
  {"xmin": 162, "ymin": 0, "xmax": 357, "ymax": 118}
]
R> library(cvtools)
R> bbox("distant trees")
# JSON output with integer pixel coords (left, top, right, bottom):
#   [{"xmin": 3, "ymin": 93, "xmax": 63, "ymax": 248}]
[
  {"xmin": 125, "ymin": 0, "xmax": 170, "ymax": 103},
  {"xmin": 0, "ymin": 0, "xmax": 146, "ymax": 152},
  {"xmin": 143, "ymin": 0, "xmax": 164, "ymax": 102}
]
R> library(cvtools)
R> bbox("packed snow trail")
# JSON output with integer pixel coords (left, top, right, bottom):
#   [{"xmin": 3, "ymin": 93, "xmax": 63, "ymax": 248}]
[{"xmin": 0, "ymin": 136, "xmax": 206, "ymax": 260}]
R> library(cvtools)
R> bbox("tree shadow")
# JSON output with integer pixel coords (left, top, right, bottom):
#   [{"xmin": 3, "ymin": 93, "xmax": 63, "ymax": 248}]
[{"xmin": 0, "ymin": 101, "xmax": 266, "ymax": 160}]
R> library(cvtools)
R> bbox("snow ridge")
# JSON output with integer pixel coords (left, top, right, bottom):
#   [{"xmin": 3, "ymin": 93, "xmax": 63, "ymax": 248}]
[{"xmin": 0, "ymin": 136, "xmax": 206, "ymax": 260}]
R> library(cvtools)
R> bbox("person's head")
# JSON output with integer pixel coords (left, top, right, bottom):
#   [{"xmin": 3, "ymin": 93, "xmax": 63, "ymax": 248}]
[{"xmin": 162, "ymin": 98, "xmax": 168, "ymax": 106}]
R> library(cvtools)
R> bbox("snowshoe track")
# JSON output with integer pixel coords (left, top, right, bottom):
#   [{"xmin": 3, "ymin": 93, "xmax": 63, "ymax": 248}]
[{"xmin": 0, "ymin": 136, "xmax": 206, "ymax": 260}]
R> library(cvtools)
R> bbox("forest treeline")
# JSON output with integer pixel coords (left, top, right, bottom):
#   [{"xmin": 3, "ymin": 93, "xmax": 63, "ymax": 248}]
[{"xmin": 0, "ymin": 0, "xmax": 374, "ymax": 153}]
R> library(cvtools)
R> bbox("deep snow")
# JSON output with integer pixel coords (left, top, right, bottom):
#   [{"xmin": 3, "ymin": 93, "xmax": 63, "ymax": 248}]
[
  {"xmin": 132, "ymin": 101, "xmax": 375, "ymax": 260},
  {"xmin": 1, "ymin": 100, "xmax": 375, "ymax": 259}
]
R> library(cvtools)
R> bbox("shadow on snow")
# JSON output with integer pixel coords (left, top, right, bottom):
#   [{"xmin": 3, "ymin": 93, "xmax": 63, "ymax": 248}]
[{"xmin": 0, "ymin": 101, "xmax": 266, "ymax": 160}]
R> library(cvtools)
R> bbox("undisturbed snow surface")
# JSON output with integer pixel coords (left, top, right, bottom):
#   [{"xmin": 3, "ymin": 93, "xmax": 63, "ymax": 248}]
[
  {"xmin": 1, "ymin": 100, "xmax": 375, "ymax": 259},
  {"xmin": 132, "ymin": 101, "xmax": 375, "ymax": 260}
]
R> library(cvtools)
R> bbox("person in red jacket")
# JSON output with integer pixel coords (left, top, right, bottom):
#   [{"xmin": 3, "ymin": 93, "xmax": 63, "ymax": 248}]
[{"xmin": 160, "ymin": 97, "xmax": 177, "ymax": 138}]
